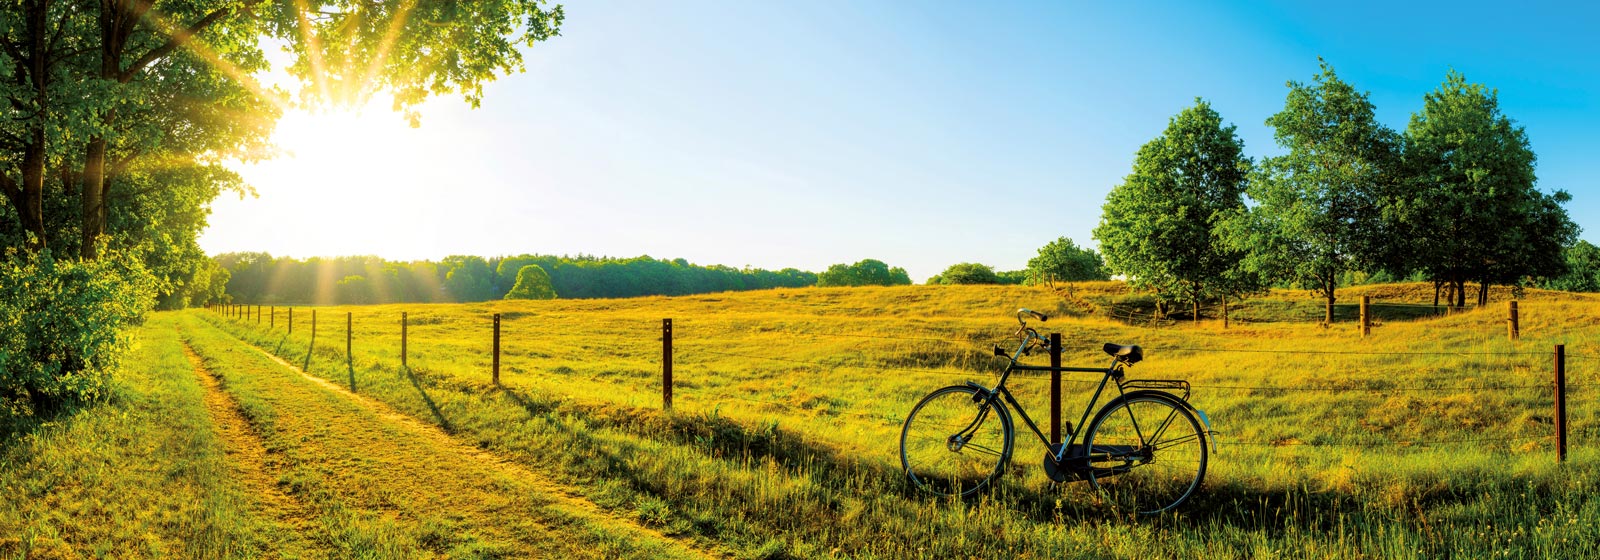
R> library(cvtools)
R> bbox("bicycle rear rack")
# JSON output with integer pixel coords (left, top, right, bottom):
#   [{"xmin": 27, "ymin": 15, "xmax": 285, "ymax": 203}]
[{"xmin": 1118, "ymin": 379, "xmax": 1191, "ymax": 401}]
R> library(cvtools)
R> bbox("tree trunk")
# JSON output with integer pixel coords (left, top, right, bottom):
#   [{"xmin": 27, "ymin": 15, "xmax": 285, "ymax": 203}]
[
  {"xmin": 1432, "ymin": 280, "xmax": 1441, "ymax": 307},
  {"xmin": 1325, "ymin": 278, "xmax": 1336, "ymax": 324},
  {"xmin": 81, "ymin": 137, "xmax": 108, "ymax": 259},
  {"xmin": 1193, "ymin": 299, "xmax": 1200, "ymax": 324},
  {"xmin": 1222, "ymin": 297, "xmax": 1230, "ymax": 329},
  {"xmin": 1478, "ymin": 282, "xmax": 1489, "ymax": 307},
  {"xmin": 1454, "ymin": 279, "xmax": 1467, "ymax": 308},
  {"xmin": 18, "ymin": 141, "xmax": 48, "ymax": 250}
]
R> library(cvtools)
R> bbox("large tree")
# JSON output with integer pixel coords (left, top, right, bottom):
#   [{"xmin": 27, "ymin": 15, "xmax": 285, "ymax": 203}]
[
  {"xmin": 2, "ymin": 0, "xmax": 565, "ymax": 258},
  {"xmin": 1229, "ymin": 60, "xmax": 1399, "ymax": 323},
  {"xmin": 1398, "ymin": 71, "xmax": 1576, "ymax": 306},
  {"xmin": 1094, "ymin": 98, "xmax": 1254, "ymax": 322}
]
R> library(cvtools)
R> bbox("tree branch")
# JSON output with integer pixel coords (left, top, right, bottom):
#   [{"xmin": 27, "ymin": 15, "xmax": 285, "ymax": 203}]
[{"xmin": 120, "ymin": 2, "xmax": 253, "ymax": 82}]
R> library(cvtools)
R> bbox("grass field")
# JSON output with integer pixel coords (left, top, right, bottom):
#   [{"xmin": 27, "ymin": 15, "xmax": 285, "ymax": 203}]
[{"xmin": 5, "ymin": 282, "xmax": 1599, "ymax": 558}]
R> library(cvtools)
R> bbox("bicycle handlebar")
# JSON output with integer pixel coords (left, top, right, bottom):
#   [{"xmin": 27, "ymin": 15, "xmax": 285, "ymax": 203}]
[{"xmin": 1017, "ymin": 308, "xmax": 1048, "ymax": 324}]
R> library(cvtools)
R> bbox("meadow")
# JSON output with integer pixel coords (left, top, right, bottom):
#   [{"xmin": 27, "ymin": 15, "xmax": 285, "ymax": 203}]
[{"xmin": 5, "ymin": 282, "xmax": 1599, "ymax": 558}]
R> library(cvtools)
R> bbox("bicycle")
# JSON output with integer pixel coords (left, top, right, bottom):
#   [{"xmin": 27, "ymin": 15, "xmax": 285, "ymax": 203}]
[{"xmin": 899, "ymin": 309, "xmax": 1214, "ymax": 514}]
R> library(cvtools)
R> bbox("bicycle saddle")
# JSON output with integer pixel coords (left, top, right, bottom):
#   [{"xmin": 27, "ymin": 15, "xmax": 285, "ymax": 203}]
[{"xmin": 1102, "ymin": 343, "xmax": 1143, "ymax": 364}]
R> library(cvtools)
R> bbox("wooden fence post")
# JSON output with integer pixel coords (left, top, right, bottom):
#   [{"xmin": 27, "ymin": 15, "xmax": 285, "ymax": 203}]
[
  {"xmin": 257, "ymin": 305, "xmax": 261, "ymax": 324},
  {"xmin": 663, "ymin": 318, "xmax": 673, "ymax": 411},
  {"xmin": 288, "ymin": 308, "xmax": 294, "ymax": 335},
  {"xmin": 311, "ymin": 309, "xmax": 317, "ymax": 341},
  {"xmin": 1555, "ymin": 344, "xmax": 1567, "ymax": 463},
  {"xmin": 1050, "ymin": 332, "xmax": 1062, "ymax": 446},
  {"xmin": 346, "ymin": 312, "xmax": 352, "ymax": 360},
  {"xmin": 1360, "ymin": 296, "xmax": 1371, "ymax": 337},
  {"xmin": 270, "ymin": 306, "xmax": 275, "ymax": 328},
  {"xmin": 401, "ymin": 312, "xmax": 408, "ymax": 367},
  {"xmin": 1508, "ymin": 301, "xmax": 1520, "ymax": 341},
  {"xmin": 492, "ymin": 313, "xmax": 501, "ymax": 384}
]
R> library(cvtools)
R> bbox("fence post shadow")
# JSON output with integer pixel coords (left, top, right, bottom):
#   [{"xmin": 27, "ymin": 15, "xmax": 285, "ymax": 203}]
[
  {"xmin": 400, "ymin": 364, "xmax": 453, "ymax": 433},
  {"xmin": 347, "ymin": 353, "xmax": 356, "ymax": 392},
  {"xmin": 301, "ymin": 340, "xmax": 314, "ymax": 373}
]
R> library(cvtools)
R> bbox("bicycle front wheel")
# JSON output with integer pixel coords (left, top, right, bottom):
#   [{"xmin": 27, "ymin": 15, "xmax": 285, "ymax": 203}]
[
  {"xmin": 899, "ymin": 385, "xmax": 1014, "ymax": 498},
  {"xmin": 1084, "ymin": 392, "xmax": 1207, "ymax": 514}
]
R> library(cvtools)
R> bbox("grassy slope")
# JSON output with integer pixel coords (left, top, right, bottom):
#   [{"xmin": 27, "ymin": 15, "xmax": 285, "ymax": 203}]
[{"xmin": 198, "ymin": 282, "xmax": 1599, "ymax": 558}]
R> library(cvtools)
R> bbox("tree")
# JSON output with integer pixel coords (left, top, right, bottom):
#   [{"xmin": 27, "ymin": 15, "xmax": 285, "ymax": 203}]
[
  {"xmin": 816, "ymin": 259, "xmax": 912, "ymax": 287},
  {"xmin": 1095, "ymin": 99, "xmax": 1255, "ymax": 322},
  {"xmin": 442, "ymin": 256, "xmax": 497, "ymax": 302},
  {"xmin": 1026, "ymin": 237, "xmax": 1109, "ymax": 284},
  {"xmin": 1546, "ymin": 241, "xmax": 1600, "ymax": 293},
  {"xmin": 1398, "ymin": 71, "xmax": 1577, "ymax": 306},
  {"xmin": 1228, "ymin": 60, "xmax": 1399, "ymax": 323},
  {"xmin": 3, "ymin": 1, "xmax": 566, "ymax": 262},
  {"xmin": 505, "ymin": 264, "xmax": 557, "ymax": 300},
  {"xmin": 930, "ymin": 263, "xmax": 1000, "ymax": 285}
]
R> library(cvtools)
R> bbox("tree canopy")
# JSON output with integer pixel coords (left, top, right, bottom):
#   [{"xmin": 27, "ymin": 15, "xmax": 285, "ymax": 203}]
[
  {"xmin": 1225, "ymin": 60, "xmax": 1399, "ymax": 322},
  {"xmin": 1396, "ymin": 71, "xmax": 1576, "ymax": 305},
  {"xmin": 1095, "ymin": 99, "xmax": 1256, "ymax": 319},
  {"xmin": 1026, "ymin": 237, "xmax": 1108, "ymax": 283},
  {"xmin": 505, "ymin": 264, "xmax": 557, "ymax": 300}
]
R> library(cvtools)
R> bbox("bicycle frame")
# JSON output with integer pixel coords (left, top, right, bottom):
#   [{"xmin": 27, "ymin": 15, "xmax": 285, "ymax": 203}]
[{"xmin": 971, "ymin": 341, "xmax": 1124, "ymax": 465}]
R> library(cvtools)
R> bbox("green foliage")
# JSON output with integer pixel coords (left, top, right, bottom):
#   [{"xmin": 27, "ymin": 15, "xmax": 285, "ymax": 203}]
[
  {"xmin": 929, "ymin": 263, "xmax": 1000, "ymax": 285},
  {"xmin": 442, "ymin": 256, "xmax": 498, "ymax": 303},
  {"xmin": 1095, "ymin": 99, "xmax": 1258, "ymax": 314},
  {"xmin": 0, "ymin": 249, "xmax": 154, "ymax": 423},
  {"xmin": 995, "ymin": 270, "xmax": 1030, "ymax": 285},
  {"xmin": 1396, "ymin": 71, "xmax": 1577, "ymax": 305},
  {"xmin": 1026, "ymin": 237, "xmax": 1109, "ymax": 283},
  {"xmin": 1546, "ymin": 240, "xmax": 1600, "ymax": 292},
  {"xmin": 505, "ymin": 265, "xmax": 557, "ymax": 300},
  {"xmin": 1226, "ymin": 60, "xmax": 1399, "ymax": 321},
  {"xmin": 182, "ymin": 258, "xmax": 232, "ymax": 308},
  {"xmin": 335, "ymin": 275, "xmax": 374, "ymax": 305},
  {"xmin": 816, "ymin": 259, "xmax": 912, "ymax": 287}
]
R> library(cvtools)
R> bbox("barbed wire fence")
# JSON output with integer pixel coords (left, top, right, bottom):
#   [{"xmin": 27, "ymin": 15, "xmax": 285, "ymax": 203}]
[{"xmin": 204, "ymin": 302, "xmax": 1589, "ymax": 460}]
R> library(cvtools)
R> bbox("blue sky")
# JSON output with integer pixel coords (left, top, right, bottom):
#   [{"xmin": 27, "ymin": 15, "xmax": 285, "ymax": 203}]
[{"xmin": 201, "ymin": 0, "xmax": 1600, "ymax": 283}]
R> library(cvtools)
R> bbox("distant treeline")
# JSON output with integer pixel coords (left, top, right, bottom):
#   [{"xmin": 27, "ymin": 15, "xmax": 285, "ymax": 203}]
[{"xmin": 214, "ymin": 253, "xmax": 818, "ymax": 304}]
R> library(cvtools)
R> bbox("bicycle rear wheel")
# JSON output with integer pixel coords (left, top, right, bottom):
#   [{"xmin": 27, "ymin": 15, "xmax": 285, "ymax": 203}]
[
  {"xmin": 899, "ymin": 385, "xmax": 1013, "ymax": 497},
  {"xmin": 1084, "ymin": 392, "xmax": 1207, "ymax": 514}
]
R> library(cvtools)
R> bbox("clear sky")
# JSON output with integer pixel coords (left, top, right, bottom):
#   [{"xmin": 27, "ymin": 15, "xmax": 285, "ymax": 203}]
[{"xmin": 199, "ymin": 0, "xmax": 1600, "ymax": 283}]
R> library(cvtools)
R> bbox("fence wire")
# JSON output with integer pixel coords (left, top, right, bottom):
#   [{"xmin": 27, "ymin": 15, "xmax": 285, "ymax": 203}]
[{"xmin": 209, "ymin": 307, "xmax": 1589, "ymax": 452}]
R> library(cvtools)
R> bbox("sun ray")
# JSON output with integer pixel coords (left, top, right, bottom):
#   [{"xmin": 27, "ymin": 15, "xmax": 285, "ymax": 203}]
[
  {"xmin": 293, "ymin": 0, "xmax": 336, "ymax": 105},
  {"xmin": 358, "ymin": 0, "xmax": 418, "ymax": 106},
  {"xmin": 138, "ymin": 9, "xmax": 291, "ymax": 115}
]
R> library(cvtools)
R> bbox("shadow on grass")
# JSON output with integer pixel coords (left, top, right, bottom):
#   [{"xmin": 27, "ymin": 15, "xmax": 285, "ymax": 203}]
[
  {"xmin": 347, "ymin": 353, "xmax": 357, "ymax": 392},
  {"xmin": 401, "ymin": 365, "xmax": 453, "ymax": 433}
]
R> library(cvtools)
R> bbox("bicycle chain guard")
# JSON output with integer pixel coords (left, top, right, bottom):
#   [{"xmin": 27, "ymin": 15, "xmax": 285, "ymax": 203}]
[{"xmin": 1042, "ymin": 443, "xmax": 1089, "ymax": 482}]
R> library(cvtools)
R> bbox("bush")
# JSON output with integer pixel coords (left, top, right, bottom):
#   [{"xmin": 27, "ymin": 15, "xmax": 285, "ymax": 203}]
[
  {"xmin": 932, "ymin": 263, "xmax": 1000, "ymax": 285},
  {"xmin": 0, "ymin": 249, "xmax": 154, "ymax": 423},
  {"xmin": 505, "ymin": 264, "xmax": 557, "ymax": 300}
]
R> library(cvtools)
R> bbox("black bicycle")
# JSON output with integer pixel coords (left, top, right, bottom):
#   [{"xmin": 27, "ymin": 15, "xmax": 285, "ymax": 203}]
[{"xmin": 899, "ymin": 309, "xmax": 1213, "ymax": 514}]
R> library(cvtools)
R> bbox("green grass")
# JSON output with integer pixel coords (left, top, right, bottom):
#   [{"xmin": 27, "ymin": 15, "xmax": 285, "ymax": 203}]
[
  {"xmin": 0, "ymin": 318, "xmax": 288, "ymax": 558},
  {"xmin": 192, "ymin": 282, "xmax": 1600, "ymax": 558}
]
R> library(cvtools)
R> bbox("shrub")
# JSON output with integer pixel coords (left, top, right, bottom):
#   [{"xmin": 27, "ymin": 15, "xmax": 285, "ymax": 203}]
[
  {"xmin": 932, "ymin": 263, "xmax": 1000, "ymax": 285},
  {"xmin": 0, "ymin": 249, "xmax": 155, "ymax": 424}
]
